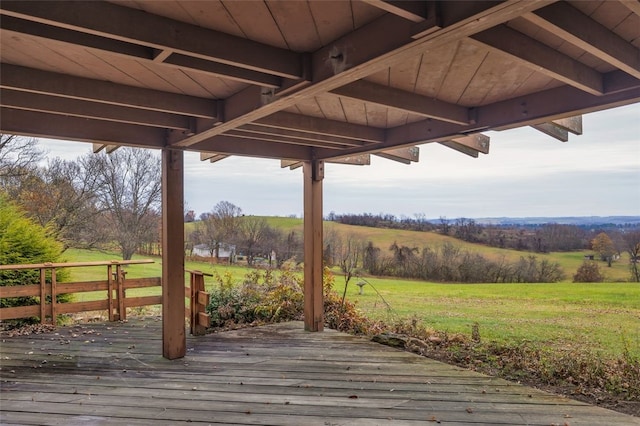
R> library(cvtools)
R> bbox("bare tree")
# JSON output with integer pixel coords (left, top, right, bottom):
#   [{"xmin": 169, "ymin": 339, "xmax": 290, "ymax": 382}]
[
  {"xmin": 622, "ymin": 230, "xmax": 640, "ymax": 282},
  {"xmin": 335, "ymin": 234, "xmax": 363, "ymax": 304},
  {"xmin": 238, "ymin": 216, "xmax": 270, "ymax": 265},
  {"xmin": 0, "ymin": 134, "xmax": 44, "ymax": 186},
  {"xmin": 81, "ymin": 148, "xmax": 161, "ymax": 260},
  {"xmin": 198, "ymin": 201, "xmax": 242, "ymax": 261},
  {"xmin": 14, "ymin": 158, "xmax": 103, "ymax": 250}
]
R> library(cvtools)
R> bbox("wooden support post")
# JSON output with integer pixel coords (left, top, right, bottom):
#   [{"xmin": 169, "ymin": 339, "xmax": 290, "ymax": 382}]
[
  {"xmin": 39, "ymin": 267, "xmax": 46, "ymax": 324},
  {"xmin": 116, "ymin": 264, "xmax": 126, "ymax": 321},
  {"xmin": 50, "ymin": 267, "xmax": 57, "ymax": 326},
  {"xmin": 107, "ymin": 264, "xmax": 114, "ymax": 321},
  {"xmin": 162, "ymin": 148, "xmax": 186, "ymax": 360},
  {"xmin": 303, "ymin": 160, "xmax": 324, "ymax": 332}
]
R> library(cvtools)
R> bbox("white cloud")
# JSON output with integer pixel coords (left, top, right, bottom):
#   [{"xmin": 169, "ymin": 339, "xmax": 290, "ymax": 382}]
[{"xmin": 31, "ymin": 102, "xmax": 640, "ymax": 219}]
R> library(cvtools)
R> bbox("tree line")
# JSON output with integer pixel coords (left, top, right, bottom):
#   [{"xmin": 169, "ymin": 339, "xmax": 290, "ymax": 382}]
[
  {"xmin": 2, "ymin": 134, "xmax": 638, "ymax": 283},
  {"xmin": 186, "ymin": 201, "xmax": 304, "ymax": 268},
  {"xmin": 1, "ymin": 135, "xmax": 161, "ymax": 260}
]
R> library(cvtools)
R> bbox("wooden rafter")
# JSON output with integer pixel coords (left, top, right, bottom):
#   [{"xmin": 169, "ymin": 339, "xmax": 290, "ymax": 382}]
[
  {"xmin": 194, "ymin": 134, "xmax": 311, "ymax": 161},
  {"xmin": 330, "ymin": 80, "xmax": 471, "ymax": 125},
  {"xmin": 225, "ymin": 130, "xmax": 351, "ymax": 150},
  {"xmin": 0, "ymin": 64, "xmax": 219, "ymax": 119},
  {"xmin": 0, "ymin": 88, "xmax": 192, "ymax": 130},
  {"xmin": 469, "ymin": 25, "xmax": 604, "ymax": 95},
  {"xmin": 530, "ymin": 115, "xmax": 582, "ymax": 142},
  {"xmin": 0, "ymin": 14, "xmax": 283, "ymax": 87},
  {"xmin": 168, "ymin": 1, "xmax": 554, "ymax": 147},
  {"xmin": 524, "ymin": 2, "xmax": 640, "ymax": 79},
  {"xmin": 254, "ymin": 112, "xmax": 385, "ymax": 144},
  {"xmin": 361, "ymin": 0, "xmax": 427, "ymax": 23},
  {"xmin": 200, "ymin": 152, "xmax": 229, "ymax": 164},
  {"xmin": 0, "ymin": 1, "xmax": 301, "ymax": 79},
  {"xmin": 0, "ymin": 108, "xmax": 166, "ymax": 148},
  {"xmin": 316, "ymin": 81, "xmax": 640, "ymax": 161},
  {"xmin": 374, "ymin": 146, "xmax": 420, "ymax": 164}
]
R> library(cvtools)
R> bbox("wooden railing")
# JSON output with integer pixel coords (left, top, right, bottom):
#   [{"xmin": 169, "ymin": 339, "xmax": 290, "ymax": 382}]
[
  {"xmin": 0, "ymin": 260, "xmax": 159, "ymax": 325},
  {"xmin": 1, "ymin": 261, "xmax": 214, "ymax": 336},
  {"xmin": 185, "ymin": 270, "xmax": 211, "ymax": 336}
]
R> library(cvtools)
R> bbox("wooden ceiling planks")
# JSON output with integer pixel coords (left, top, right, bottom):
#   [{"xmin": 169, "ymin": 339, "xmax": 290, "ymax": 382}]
[
  {"xmin": 1, "ymin": 0, "xmax": 639, "ymax": 162},
  {"xmin": 307, "ymin": 1, "xmax": 356, "ymax": 47},
  {"xmin": 436, "ymin": 40, "xmax": 488, "ymax": 106},
  {"xmin": 265, "ymin": 0, "xmax": 320, "ymax": 52},
  {"xmin": 221, "ymin": 1, "xmax": 288, "ymax": 49},
  {"xmin": 412, "ymin": 42, "xmax": 459, "ymax": 99}
]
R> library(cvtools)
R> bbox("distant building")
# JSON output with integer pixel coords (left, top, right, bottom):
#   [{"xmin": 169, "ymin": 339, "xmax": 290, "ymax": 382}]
[
  {"xmin": 192, "ymin": 243, "xmax": 236, "ymax": 263},
  {"xmin": 184, "ymin": 210, "xmax": 196, "ymax": 222}
]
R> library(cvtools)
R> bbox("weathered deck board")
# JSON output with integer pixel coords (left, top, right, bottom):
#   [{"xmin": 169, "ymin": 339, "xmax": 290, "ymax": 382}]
[{"xmin": 1, "ymin": 319, "xmax": 638, "ymax": 425}]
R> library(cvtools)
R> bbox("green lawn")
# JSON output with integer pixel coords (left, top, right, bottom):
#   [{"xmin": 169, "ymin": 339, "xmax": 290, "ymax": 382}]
[
  {"xmin": 337, "ymin": 276, "xmax": 640, "ymax": 358},
  {"xmin": 58, "ymin": 248, "xmax": 639, "ymax": 359}
]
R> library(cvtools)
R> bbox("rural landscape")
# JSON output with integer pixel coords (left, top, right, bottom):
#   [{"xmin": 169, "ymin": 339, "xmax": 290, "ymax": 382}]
[{"xmin": 1, "ymin": 136, "xmax": 639, "ymax": 417}]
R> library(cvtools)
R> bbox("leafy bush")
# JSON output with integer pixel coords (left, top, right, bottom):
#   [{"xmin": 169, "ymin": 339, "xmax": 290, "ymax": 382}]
[
  {"xmin": 207, "ymin": 265, "xmax": 304, "ymax": 328},
  {"xmin": 0, "ymin": 196, "xmax": 70, "ymax": 325},
  {"xmin": 573, "ymin": 260, "xmax": 605, "ymax": 282}
]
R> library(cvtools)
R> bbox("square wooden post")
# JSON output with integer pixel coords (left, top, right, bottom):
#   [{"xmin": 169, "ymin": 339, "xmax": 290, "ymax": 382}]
[
  {"xmin": 303, "ymin": 160, "xmax": 324, "ymax": 332},
  {"xmin": 162, "ymin": 148, "xmax": 186, "ymax": 359}
]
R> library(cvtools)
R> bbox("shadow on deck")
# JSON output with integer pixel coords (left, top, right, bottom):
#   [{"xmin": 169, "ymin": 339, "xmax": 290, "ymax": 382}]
[{"xmin": 1, "ymin": 318, "xmax": 638, "ymax": 425}]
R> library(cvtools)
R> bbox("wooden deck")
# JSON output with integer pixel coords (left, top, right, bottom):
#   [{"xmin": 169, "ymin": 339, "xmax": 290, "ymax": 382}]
[{"xmin": 1, "ymin": 319, "xmax": 638, "ymax": 426}]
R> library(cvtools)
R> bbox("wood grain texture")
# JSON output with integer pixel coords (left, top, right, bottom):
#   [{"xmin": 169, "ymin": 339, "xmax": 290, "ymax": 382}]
[{"xmin": 1, "ymin": 319, "xmax": 638, "ymax": 425}]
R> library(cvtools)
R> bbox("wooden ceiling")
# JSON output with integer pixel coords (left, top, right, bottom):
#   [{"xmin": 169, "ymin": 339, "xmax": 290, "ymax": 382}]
[{"xmin": 1, "ymin": 0, "xmax": 639, "ymax": 163}]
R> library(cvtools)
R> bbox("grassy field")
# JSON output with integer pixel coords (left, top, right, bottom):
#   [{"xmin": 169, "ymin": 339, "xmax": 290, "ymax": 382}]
[
  {"xmin": 58, "ymin": 248, "xmax": 640, "ymax": 360},
  {"xmin": 335, "ymin": 276, "xmax": 640, "ymax": 358}
]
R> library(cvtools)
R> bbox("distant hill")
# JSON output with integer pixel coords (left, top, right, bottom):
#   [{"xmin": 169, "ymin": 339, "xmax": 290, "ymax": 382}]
[{"xmin": 465, "ymin": 216, "xmax": 640, "ymax": 226}]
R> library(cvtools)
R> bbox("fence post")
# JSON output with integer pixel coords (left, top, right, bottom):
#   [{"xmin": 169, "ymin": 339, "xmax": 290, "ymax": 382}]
[
  {"xmin": 116, "ymin": 264, "xmax": 126, "ymax": 321},
  {"xmin": 50, "ymin": 266, "xmax": 57, "ymax": 326},
  {"xmin": 189, "ymin": 270, "xmax": 211, "ymax": 336},
  {"xmin": 108, "ymin": 264, "xmax": 115, "ymax": 321},
  {"xmin": 39, "ymin": 267, "xmax": 46, "ymax": 324}
]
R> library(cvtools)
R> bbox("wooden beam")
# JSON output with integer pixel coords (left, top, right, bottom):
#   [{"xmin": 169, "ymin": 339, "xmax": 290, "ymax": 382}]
[
  {"xmin": 328, "ymin": 154, "xmax": 371, "ymax": 166},
  {"xmin": 315, "ymin": 78, "xmax": 640, "ymax": 160},
  {"xmin": 620, "ymin": 0, "xmax": 640, "ymax": 16},
  {"xmin": 0, "ymin": 64, "xmax": 219, "ymax": 119},
  {"xmin": 0, "ymin": 88, "xmax": 192, "ymax": 130},
  {"xmin": 0, "ymin": 0, "xmax": 302, "ymax": 79},
  {"xmin": 225, "ymin": 130, "xmax": 354, "ymax": 150},
  {"xmin": 330, "ymin": 80, "xmax": 470, "ymax": 125},
  {"xmin": 525, "ymin": 2, "xmax": 640, "ymax": 79},
  {"xmin": 282, "ymin": 155, "xmax": 371, "ymax": 169},
  {"xmin": 552, "ymin": 116, "xmax": 582, "ymax": 135},
  {"xmin": 200, "ymin": 152, "xmax": 229, "ymax": 163},
  {"xmin": 281, "ymin": 160, "xmax": 303, "ymax": 170},
  {"xmin": 169, "ymin": 1, "xmax": 554, "ymax": 147},
  {"xmin": 374, "ymin": 146, "xmax": 420, "ymax": 164},
  {"xmin": 1, "ymin": 15, "xmax": 283, "ymax": 87},
  {"xmin": 303, "ymin": 160, "xmax": 324, "ymax": 332},
  {"xmin": 530, "ymin": 122, "xmax": 569, "ymax": 142},
  {"xmin": 161, "ymin": 149, "xmax": 186, "ymax": 360},
  {"xmin": 256, "ymin": 112, "xmax": 384, "ymax": 144},
  {"xmin": 240, "ymin": 124, "xmax": 371, "ymax": 147},
  {"xmin": 191, "ymin": 135, "xmax": 312, "ymax": 161},
  {"xmin": 449, "ymin": 133, "xmax": 490, "ymax": 154},
  {"xmin": 438, "ymin": 141, "xmax": 479, "ymax": 158},
  {"xmin": 162, "ymin": 54, "xmax": 282, "ymax": 88},
  {"xmin": 470, "ymin": 25, "xmax": 604, "ymax": 95},
  {"xmin": 361, "ymin": 0, "xmax": 427, "ymax": 23},
  {"xmin": 0, "ymin": 108, "xmax": 166, "ymax": 148},
  {"xmin": 92, "ymin": 143, "xmax": 119, "ymax": 154}
]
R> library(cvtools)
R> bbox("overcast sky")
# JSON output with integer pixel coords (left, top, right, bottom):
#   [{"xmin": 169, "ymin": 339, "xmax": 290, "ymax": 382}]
[{"xmin": 39, "ymin": 102, "xmax": 639, "ymax": 219}]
